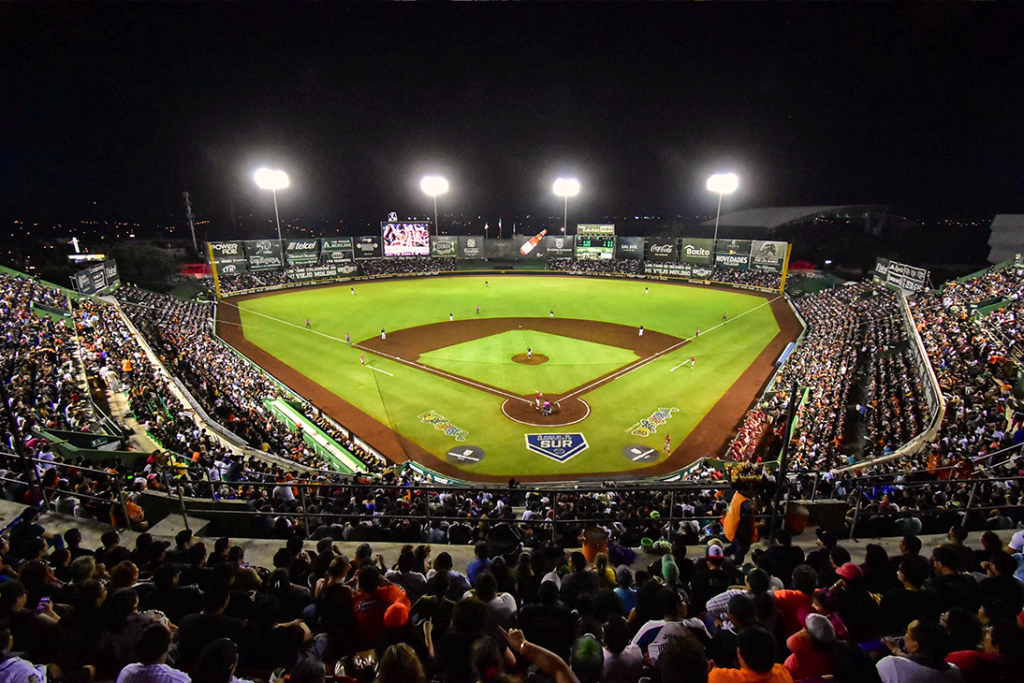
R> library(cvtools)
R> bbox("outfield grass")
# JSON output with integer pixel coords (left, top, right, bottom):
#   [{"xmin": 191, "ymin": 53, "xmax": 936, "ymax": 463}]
[
  {"xmin": 236, "ymin": 275, "xmax": 780, "ymax": 478},
  {"xmin": 419, "ymin": 330, "xmax": 639, "ymax": 395}
]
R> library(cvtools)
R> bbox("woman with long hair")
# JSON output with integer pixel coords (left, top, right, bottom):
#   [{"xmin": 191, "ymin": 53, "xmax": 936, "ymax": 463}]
[{"xmin": 376, "ymin": 643, "xmax": 425, "ymax": 683}]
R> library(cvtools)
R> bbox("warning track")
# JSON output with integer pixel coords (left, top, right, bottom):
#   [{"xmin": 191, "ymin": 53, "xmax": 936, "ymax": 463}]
[{"xmin": 216, "ymin": 277, "xmax": 801, "ymax": 483}]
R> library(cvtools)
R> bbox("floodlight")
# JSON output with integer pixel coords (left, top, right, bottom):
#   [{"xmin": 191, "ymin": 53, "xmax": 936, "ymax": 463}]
[
  {"xmin": 706, "ymin": 173, "xmax": 738, "ymax": 195},
  {"xmin": 255, "ymin": 168, "xmax": 289, "ymax": 191},
  {"xmin": 552, "ymin": 178, "xmax": 581, "ymax": 197}
]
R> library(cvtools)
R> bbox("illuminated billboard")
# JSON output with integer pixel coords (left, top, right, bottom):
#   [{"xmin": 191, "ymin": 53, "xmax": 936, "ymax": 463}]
[{"xmin": 381, "ymin": 222, "xmax": 431, "ymax": 256}]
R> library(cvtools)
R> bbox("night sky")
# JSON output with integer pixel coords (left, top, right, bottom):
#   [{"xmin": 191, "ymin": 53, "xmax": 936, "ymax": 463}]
[{"xmin": 3, "ymin": 3, "xmax": 1024, "ymax": 237}]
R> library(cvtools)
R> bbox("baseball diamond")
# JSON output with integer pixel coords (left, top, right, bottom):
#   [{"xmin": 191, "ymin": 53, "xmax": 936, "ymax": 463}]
[{"xmin": 217, "ymin": 274, "xmax": 800, "ymax": 482}]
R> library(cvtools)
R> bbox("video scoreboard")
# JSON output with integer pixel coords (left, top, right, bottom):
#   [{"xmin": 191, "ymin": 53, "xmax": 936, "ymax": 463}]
[{"xmin": 575, "ymin": 234, "xmax": 616, "ymax": 260}]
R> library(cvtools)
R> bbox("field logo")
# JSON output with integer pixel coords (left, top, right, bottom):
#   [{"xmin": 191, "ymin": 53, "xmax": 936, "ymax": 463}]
[
  {"xmin": 419, "ymin": 411, "xmax": 468, "ymax": 442},
  {"xmin": 525, "ymin": 433, "xmax": 588, "ymax": 462},
  {"xmin": 626, "ymin": 407, "xmax": 679, "ymax": 437}
]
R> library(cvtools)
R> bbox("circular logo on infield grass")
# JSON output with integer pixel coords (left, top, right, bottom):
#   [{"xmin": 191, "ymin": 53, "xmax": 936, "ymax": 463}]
[
  {"xmin": 622, "ymin": 444, "xmax": 659, "ymax": 463},
  {"xmin": 446, "ymin": 445, "xmax": 485, "ymax": 465}
]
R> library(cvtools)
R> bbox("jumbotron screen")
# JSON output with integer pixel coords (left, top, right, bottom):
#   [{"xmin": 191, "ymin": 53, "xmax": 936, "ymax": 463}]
[
  {"xmin": 382, "ymin": 222, "xmax": 431, "ymax": 256},
  {"xmin": 575, "ymin": 234, "xmax": 615, "ymax": 260}
]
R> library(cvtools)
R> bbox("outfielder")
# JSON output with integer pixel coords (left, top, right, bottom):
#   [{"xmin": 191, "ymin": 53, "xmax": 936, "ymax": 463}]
[
  {"xmin": 381, "ymin": 328, "xmax": 386, "ymax": 340},
  {"xmin": 664, "ymin": 434, "xmax": 671, "ymax": 453},
  {"xmin": 645, "ymin": 286, "xmax": 649, "ymax": 294},
  {"xmin": 550, "ymin": 310, "xmax": 554, "ymax": 319},
  {"xmin": 639, "ymin": 325, "xmax": 645, "ymax": 337},
  {"xmin": 350, "ymin": 287, "xmax": 355, "ymax": 295},
  {"xmin": 449, "ymin": 313, "xmax": 454, "ymax": 322},
  {"xmin": 476, "ymin": 305, "xmax": 480, "ymax": 314},
  {"xmin": 360, "ymin": 354, "xmax": 365, "ymax": 366}
]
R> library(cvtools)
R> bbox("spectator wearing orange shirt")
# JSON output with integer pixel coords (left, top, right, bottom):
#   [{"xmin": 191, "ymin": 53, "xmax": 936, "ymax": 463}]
[{"xmin": 351, "ymin": 565, "xmax": 410, "ymax": 651}]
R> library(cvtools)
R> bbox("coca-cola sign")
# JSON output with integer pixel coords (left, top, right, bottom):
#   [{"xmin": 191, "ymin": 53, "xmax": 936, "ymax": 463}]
[{"xmin": 646, "ymin": 239, "xmax": 677, "ymax": 261}]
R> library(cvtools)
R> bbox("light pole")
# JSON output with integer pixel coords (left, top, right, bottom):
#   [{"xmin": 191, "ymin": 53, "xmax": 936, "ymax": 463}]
[
  {"xmin": 421, "ymin": 176, "xmax": 449, "ymax": 236},
  {"xmin": 706, "ymin": 173, "xmax": 738, "ymax": 251},
  {"xmin": 553, "ymin": 178, "xmax": 580, "ymax": 234},
  {"xmin": 255, "ymin": 168, "xmax": 290, "ymax": 249}
]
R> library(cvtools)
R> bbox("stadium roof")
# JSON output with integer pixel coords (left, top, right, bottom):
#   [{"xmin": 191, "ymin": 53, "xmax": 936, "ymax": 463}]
[
  {"xmin": 701, "ymin": 205, "xmax": 889, "ymax": 230},
  {"xmin": 988, "ymin": 214, "xmax": 1024, "ymax": 264}
]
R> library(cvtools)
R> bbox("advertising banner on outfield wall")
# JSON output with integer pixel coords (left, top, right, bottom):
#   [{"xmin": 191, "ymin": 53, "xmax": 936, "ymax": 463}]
[
  {"xmin": 576, "ymin": 223, "xmax": 616, "ymax": 235},
  {"xmin": 458, "ymin": 235, "xmax": 484, "ymax": 259},
  {"xmin": 102, "ymin": 259, "xmax": 120, "ymax": 290},
  {"xmin": 243, "ymin": 239, "xmax": 284, "ymax": 270},
  {"xmin": 431, "ymin": 236, "xmax": 458, "ymax": 257},
  {"xmin": 286, "ymin": 263, "xmax": 360, "ymax": 281},
  {"xmin": 715, "ymin": 239, "xmax": 751, "ymax": 270},
  {"xmin": 209, "ymin": 241, "xmax": 248, "ymax": 268},
  {"xmin": 679, "ymin": 238, "xmax": 715, "ymax": 265},
  {"xmin": 217, "ymin": 261, "xmax": 248, "ymax": 276},
  {"xmin": 616, "ymin": 236, "xmax": 644, "ymax": 259},
  {"xmin": 485, "ymin": 238, "xmax": 518, "ymax": 260},
  {"xmin": 541, "ymin": 235, "xmax": 575, "ymax": 257},
  {"xmin": 644, "ymin": 262, "xmax": 716, "ymax": 279},
  {"xmin": 749, "ymin": 240, "xmax": 788, "ymax": 272},
  {"xmin": 354, "ymin": 236, "xmax": 383, "ymax": 259},
  {"xmin": 285, "ymin": 239, "xmax": 320, "ymax": 265},
  {"xmin": 321, "ymin": 238, "xmax": 354, "ymax": 262},
  {"xmin": 646, "ymin": 238, "xmax": 678, "ymax": 261}
]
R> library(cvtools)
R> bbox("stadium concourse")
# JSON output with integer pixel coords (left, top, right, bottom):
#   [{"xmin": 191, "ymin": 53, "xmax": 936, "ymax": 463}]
[{"xmin": 1, "ymin": 262, "xmax": 1024, "ymax": 682}]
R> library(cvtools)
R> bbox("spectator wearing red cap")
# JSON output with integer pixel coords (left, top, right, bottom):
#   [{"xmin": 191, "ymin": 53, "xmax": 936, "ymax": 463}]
[{"xmin": 829, "ymin": 562, "xmax": 880, "ymax": 642}]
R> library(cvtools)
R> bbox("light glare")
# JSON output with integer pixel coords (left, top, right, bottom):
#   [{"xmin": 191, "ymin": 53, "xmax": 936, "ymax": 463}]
[
  {"xmin": 255, "ymin": 168, "xmax": 289, "ymax": 190},
  {"xmin": 421, "ymin": 176, "xmax": 450, "ymax": 196},
  {"xmin": 707, "ymin": 173, "xmax": 739, "ymax": 195},
  {"xmin": 553, "ymin": 178, "xmax": 580, "ymax": 197}
]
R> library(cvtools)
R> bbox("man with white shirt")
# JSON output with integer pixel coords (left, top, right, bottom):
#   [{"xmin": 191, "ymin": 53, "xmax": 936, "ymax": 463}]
[
  {"xmin": 117, "ymin": 623, "xmax": 191, "ymax": 683},
  {"xmin": 631, "ymin": 587, "xmax": 709, "ymax": 665}
]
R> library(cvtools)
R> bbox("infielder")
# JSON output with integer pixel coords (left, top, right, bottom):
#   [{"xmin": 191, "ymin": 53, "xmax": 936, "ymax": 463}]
[
  {"xmin": 476, "ymin": 305, "xmax": 480, "ymax": 314},
  {"xmin": 360, "ymin": 354, "xmax": 365, "ymax": 366},
  {"xmin": 527, "ymin": 347, "xmax": 532, "ymax": 360},
  {"xmin": 639, "ymin": 326, "xmax": 645, "ymax": 337},
  {"xmin": 381, "ymin": 328, "xmax": 386, "ymax": 340},
  {"xmin": 449, "ymin": 313, "xmax": 454, "ymax": 322},
  {"xmin": 550, "ymin": 310, "xmax": 554, "ymax": 319},
  {"xmin": 691, "ymin": 354, "xmax": 695, "ymax": 368},
  {"xmin": 695, "ymin": 328, "xmax": 700, "ymax": 338},
  {"xmin": 664, "ymin": 434, "xmax": 671, "ymax": 453}
]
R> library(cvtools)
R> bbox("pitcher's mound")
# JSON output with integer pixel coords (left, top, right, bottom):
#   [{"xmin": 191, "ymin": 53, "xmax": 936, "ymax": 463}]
[{"xmin": 512, "ymin": 353, "xmax": 548, "ymax": 365}]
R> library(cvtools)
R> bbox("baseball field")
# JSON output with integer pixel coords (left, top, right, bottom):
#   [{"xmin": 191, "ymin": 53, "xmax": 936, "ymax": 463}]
[{"xmin": 217, "ymin": 275, "xmax": 800, "ymax": 482}]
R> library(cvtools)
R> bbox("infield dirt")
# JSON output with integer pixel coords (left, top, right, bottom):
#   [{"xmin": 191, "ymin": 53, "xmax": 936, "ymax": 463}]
[{"xmin": 217, "ymin": 279, "xmax": 800, "ymax": 482}]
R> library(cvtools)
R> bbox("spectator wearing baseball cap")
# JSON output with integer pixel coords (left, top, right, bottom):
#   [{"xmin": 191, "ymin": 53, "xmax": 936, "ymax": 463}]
[
  {"xmin": 784, "ymin": 613, "xmax": 835, "ymax": 680},
  {"xmin": 829, "ymin": 562, "xmax": 880, "ymax": 642},
  {"xmin": 691, "ymin": 544, "xmax": 740, "ymax": 614}
]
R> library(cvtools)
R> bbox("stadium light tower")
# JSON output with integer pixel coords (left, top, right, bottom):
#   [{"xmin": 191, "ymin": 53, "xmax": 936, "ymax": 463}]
[
  {"xmin": 421, "ymin": 176, "xmax": 449, "ymax": 236},
  {"xmin": 254, "ymin": 168, "xmax": 290, "ymax": 247},
  {"xmin": 707, "ymin": 173, "xmax": 738, "ymax": 250},
  {"xmin": 553, "ymin": 178, "xmax": 580, "ymax": 234}
]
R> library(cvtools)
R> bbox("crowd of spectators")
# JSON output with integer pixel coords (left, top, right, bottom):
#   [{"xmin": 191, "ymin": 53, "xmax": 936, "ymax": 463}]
[
  {"xmin": 217, "ymin": 271, "xmax": 290, "ymax": 294},
  {"xmin": 359, "ymin": 258, "xmax": 456, "ymax": 277},
  {"xmin": 724, "ymin": 283, "xmax": 922, "ymax": 471},
  {"xmin": 702, "ymin": 267, "xmax": 782, "ymax": 291},
  {"xmin": 3, "ymin": 509, "xmax": 1024, "ymax": 683}
]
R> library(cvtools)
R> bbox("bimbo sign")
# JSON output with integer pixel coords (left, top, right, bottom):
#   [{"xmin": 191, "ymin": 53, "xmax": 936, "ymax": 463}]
[{"xmin": 525, "ymin": 433, "xmax": 589, "ymax": 462}]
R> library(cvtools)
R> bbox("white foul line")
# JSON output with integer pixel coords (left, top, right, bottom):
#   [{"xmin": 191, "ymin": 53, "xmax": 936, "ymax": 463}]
[
  {"xmin": 670, "ymin": 359, "xmax": 691, "ymax": 372},
  {"xmin": 229, "ymin": 301, "xmax": 532, "ymax": 404},
  {"xmin": 367, "ymin": 366, "xmax": 393, "ymax": 377},
  {"xmin": 560, "ymin": 295, "xmax": 781, "ymax": 401}
]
